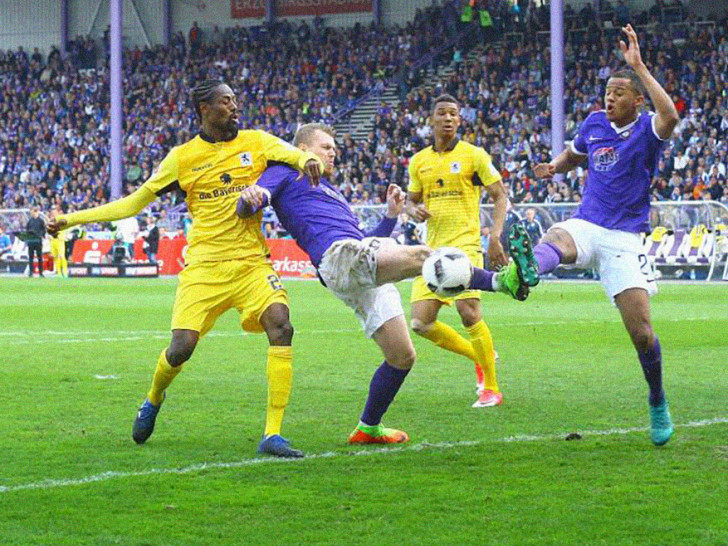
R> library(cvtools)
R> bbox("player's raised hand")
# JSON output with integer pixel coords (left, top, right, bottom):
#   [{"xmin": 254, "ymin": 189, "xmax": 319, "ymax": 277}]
[
  {"xmin": 533, "ymin": 162, "xmax": 555, "ymax": 179},
  {"xmin": 620, "ymin": 24, "xmax": 644, "ymax": 69},
  {"xmin": 236, "ymin": 185, "xmax": 269, "ymax": 218},
  {"xmin": 385, "ymin": 184, "xmax": 405, "ymax": 218},
  {"xmin": 47, "ymin": 215, "xmax": 67, "ymax": 237},
  {"xmin": 302, "ymin": 158, "xmax": 323, "ymax": 186}
]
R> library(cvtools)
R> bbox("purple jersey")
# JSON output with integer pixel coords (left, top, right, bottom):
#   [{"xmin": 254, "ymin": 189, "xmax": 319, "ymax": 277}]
[
  {"xmin": 255, "ymin": 164, "xmax": 395, "ymax": 267},
  {"xmin": 571, "ymin": 110, "xmax": 665, "ymax": 233}
]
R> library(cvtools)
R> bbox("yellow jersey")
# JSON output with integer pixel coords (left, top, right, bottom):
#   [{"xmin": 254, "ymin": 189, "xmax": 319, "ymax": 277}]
[
  {"xmin": 408, "ymin": 139, "xmax": 500, "ymax": 254},
  {"xmin": 141, "ymin": 130, "xmax": 316, "ymax": 265}
]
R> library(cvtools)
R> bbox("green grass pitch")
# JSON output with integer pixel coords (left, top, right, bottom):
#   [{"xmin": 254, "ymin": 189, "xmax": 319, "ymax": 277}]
[{"xmin": 1, "ymin": 277, "xmax": 727, "ymax": 545}]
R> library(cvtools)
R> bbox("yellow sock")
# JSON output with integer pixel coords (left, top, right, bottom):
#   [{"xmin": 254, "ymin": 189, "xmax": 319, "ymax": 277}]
[
  {"xmin": 264, "ymin": 346, "xmax": 293, "ymax": 437},
  {"xmin": 417, "ymin": 320, "xmax": 478, "ymax": 361},
  {"xmin": 467, "ymin": 321, "xmax": 499, "ymax": 392},
  {"xmin": 60, "ymin": 256, "xmax": 68, "ymax": 277},
  {"xmin": 147, "ymin": 350, "xmax": 182, "ymax": 406}
]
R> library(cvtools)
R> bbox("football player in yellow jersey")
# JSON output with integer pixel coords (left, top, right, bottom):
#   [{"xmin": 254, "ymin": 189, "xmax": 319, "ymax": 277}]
[
  {"xmin": 48, "ymin": 80, "xmax": 323, "ymax": 458},
  {"xmin": 407, "ymin": 94, "xmax": 515, "ymax": 408},
  {"xmin": 49, "ymin": 206, "xmax": 69, "ymax": 278}
]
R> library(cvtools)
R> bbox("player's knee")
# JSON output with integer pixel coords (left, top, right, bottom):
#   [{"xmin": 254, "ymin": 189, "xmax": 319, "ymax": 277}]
[
  {"xmin": 389, "ymin": 346, "xmax": 416, "ymax": 369},
  {"xmin": 634, "ymin": 330, "xmax": 654, "ymax": 353},
  {"xmin": 413, "ymin": 246, "xmax": 432, "ymax": 267},
  {"xmin": 167, "ymin": 332, "xmax": 198, "ymax": 366},
  {"xmin": 166, "ymin": 343, "xmax": 195, "ymax": 366},
  {"xmin": 267, "ymin": 319, "xmax": 294, "ymax": 346},
  {"xmin": 410, "ymin": 318, "xmax": 433, "ymax": 336},
  {"xmin": 628, "ymin": 323, "xmax": 653, "ymax": 352}
]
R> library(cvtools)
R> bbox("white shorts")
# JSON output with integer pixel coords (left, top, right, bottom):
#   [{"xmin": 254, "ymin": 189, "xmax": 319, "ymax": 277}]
[
  {"xmin": 554, "ymin": 218, "xmax": 657, "ymax": 303},
  {"xmin": 318, "ymin": 237, "xmax": 404, "ymax": 337}
]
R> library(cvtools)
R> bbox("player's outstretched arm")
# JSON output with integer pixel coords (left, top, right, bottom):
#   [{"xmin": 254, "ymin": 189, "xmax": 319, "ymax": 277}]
[
  {"xmin": 533, "ymin": 147, "xmax": 585, "ymax": 178},
  {"xmin": 620, "ymin": 24, "xmax": 679, "ymax": 139},
  {"xmin": 47, "ymin": 186, "xmax": 156, "ymax": 236}
]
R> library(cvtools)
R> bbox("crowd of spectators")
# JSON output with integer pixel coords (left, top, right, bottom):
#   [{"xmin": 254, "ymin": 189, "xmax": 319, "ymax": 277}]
[
  {"xmin": 0, "ymin": 0, "xmax": 726, "ymax": 239},
  {"xmin": 0, "ymin": 3, "xmax": 458, "ymax": 226},
  {"xmin": 349, "ymin": 2, "xmax": 727, "ymax": 211}
]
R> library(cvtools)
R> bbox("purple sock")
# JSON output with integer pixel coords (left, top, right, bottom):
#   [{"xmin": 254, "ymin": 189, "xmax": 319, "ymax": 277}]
[
  {"xmin": 468, "ymin": 267, "xmax": 495, "ymax": 291},
  {"xmin": 533, "ymin": 242, "xmax": 563, "ymax": 275},
  {"xmin": 638, "ymin": 336, "xmax": 664, "ymax": 406},
  {"xmin": 360, "ymin": 361, "xmax": 410, "ymax": 426}
]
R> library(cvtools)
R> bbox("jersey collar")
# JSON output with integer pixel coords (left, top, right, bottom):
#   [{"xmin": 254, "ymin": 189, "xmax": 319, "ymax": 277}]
[
  {"xmin": 434, "ymin": 137, "xmax": 459, "ymax": 153},
  {"xmin": 610, "ymin": 116, "xmax": 638, "ymax": 135},
  {"xmin": 198, "ymin": 129, "xmax": 238, "ymax": 143}
]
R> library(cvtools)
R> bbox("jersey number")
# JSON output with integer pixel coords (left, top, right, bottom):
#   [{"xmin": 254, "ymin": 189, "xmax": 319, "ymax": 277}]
[{"xmin": 267, "ymin": 274, "xmax": 283, "ymax": 291}]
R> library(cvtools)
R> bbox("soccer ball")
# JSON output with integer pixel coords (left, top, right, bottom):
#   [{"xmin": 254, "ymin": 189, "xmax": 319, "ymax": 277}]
[{"xmin": 422, "ymin": 247, "xmax": 473, "ymax": 297}]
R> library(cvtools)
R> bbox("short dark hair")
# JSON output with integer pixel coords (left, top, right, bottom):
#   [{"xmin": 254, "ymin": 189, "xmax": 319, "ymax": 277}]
[
  {"xmin": 293, "ymin": 123, "xmax": 336, "ymax": 146},
  {"xmin": 609, "ymin": 70, "xmax": 645, "ymax": 96},
  {"xmin": 191, "ymin": 79, "xmax": 225, "ymax": 119},
  {"xmin": 432, "ymin": 94, "xmax": 459, "ymax": 112}
]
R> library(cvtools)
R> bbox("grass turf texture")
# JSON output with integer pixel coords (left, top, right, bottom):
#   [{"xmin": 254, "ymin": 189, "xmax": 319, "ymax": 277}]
[{"xmin": 1, "ymin": 277, "xmax": 727, "ymax": 545}]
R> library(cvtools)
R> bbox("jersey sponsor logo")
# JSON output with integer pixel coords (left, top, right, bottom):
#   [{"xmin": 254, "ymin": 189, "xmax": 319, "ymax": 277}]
[
  {"xmin": 450, "ymin": 162, "xmax": 461, "ymax": 173},
  {"xmin": 319, "ymin": 184, "xmax": 348, "ymax": 204},
  {"xmin": 191, "ymin": 162, "xmax": 213, "ymax": 172},
  {"xmin": 425, "ymin": 189, "xmax": 464, "ymax": 199},
  {"xmin": 593, "ymin": 146, "xmax": 619, "ymax": 171},
  {"xmin": 198, "ymin": 184, "xmax": 246, "ymax": 200},
  {"xmin": 239, "ymin": 152, "xmax": 253, "ymax": 167}
]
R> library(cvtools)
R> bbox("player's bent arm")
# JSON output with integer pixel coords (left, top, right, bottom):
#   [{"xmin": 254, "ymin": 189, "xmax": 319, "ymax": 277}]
[
  {"xmin": 257, "ymin": 130, "xmax": 324, "ymax": 173},
  {"xmin": 634, "ymin": 64, "xmax": 679, "ymax": 139},
  {"xmin": 364, "ymin": 216, "xmax": 397, "ymax": 238},
  {"xmin": 236, "ymin": 186, "xmax": 271, "ymax": 218},
  {"xmin": 551, "ymin": 147, "xmax": 586, "ymax": 174},
  {"xmin": 59, "ymin": 186, "xmax": 157, "ymax": 228}
]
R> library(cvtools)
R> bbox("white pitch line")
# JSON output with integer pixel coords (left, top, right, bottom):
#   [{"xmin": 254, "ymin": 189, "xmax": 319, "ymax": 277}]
[
  {"xmin": 0, "ymin": 316, "xmax": 722, "ymax": 343},
  {"xmin": 1, "ymin": 417, "xmax": 726, "ymax": 495}
]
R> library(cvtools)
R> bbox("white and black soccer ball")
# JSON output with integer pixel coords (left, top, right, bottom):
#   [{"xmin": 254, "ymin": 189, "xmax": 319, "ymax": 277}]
[{"xmin": 422, "ymin": 247, "xmax": 473, "ymax": 297}]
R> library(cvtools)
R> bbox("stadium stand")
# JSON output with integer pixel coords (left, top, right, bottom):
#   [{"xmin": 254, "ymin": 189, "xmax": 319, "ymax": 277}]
[{"xmin": 0, "ymin": 0, "xmax": 726, "ymax": 250}]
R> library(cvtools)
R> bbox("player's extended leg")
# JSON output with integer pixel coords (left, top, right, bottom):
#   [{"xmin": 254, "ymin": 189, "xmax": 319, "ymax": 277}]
[
  {"xmin": 524, "ymin": 226, "xmax": 578, "ymax": 281},
  {"xmin": 257, "ymin": 303, "xmax": 302, "ymax": 458},
  {"xmin": 132, "ymin": 329, "xmax": 198, "ymax": 444},
  {"xmin": 374, "ymin": 243, "xmax": 431, "ymax": 285},
  {"xmin": 349, "ymin": 314, "xmax": 414, "ymax": 444},
  {"xmin": 615, "ymin": 288, "xmax": 673, "ymax": 446},
  {"xmin": 411, "ymin": 298, "xmax": 486, "ymax": 398},
  {"xmin": 455, "ymin": 299, "xmax": 502, "ymax": 407}
]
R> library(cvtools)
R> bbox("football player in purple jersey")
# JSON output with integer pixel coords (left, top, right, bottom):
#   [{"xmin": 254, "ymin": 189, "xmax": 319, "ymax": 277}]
[{"xmin": 517, "ymin": 24, "xmax": 680, "ymax": 445}]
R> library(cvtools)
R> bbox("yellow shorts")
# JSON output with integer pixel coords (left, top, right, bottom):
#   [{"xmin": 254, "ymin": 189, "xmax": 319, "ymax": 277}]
[
  {"xmin": 49, "ymin": 238, "xmax": 65, "ymax": 258},
  {"xmin": 171, "ymin": 256, "xmax": 288, "ymax": 336},
  {"xmin": 411, "ymin": 249, "xmax": 483, "ymax": 305}
]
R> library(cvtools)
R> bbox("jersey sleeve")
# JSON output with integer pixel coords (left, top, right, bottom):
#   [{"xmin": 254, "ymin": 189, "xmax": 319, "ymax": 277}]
[
  {"xmin": 141, "ymin": 147, "xmax": 180, "ymax": 195},
  {"xmin": 257, "ymin": 131, "xmax": 323, "ymax": 172},
  {"xmin": 571, "ymin": 120, "xmax": 589, "ymax": 156},
  {"xmin": 60, "ymin": 186, "xmax": 156, "ymax": 228},
  {"xmin": 407, "ymin": 155, "xmax": 422, "ymax": 193},
  {"xmin": 473, "ymin": 147, "xmax": 501, "ymax": 186}
]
